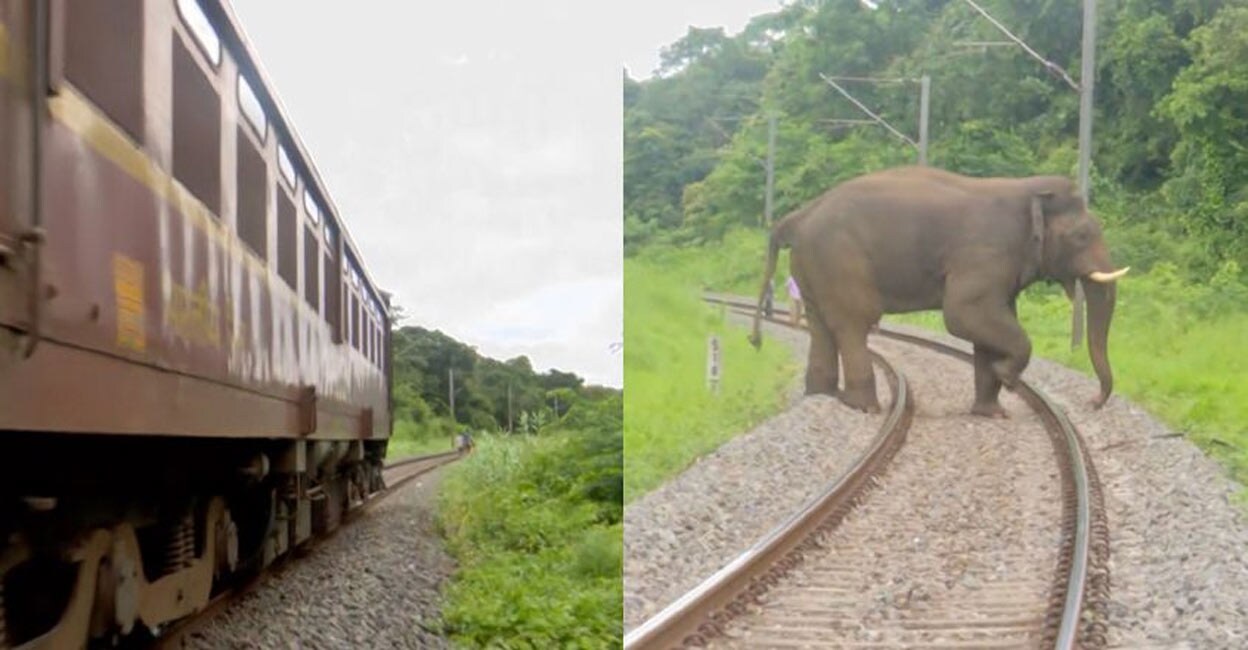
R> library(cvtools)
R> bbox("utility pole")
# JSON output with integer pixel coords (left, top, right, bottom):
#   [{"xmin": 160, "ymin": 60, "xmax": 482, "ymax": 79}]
[
  {"xmin": 764, "ymin": 112, "xmax": 777, "ymax": 226},
  {"xmin": 918, "ymin": 75, "xmax": 931, "ymax": 166},
  {"xmin": 448, "ymin": 367, "xmax": 455, "ymax": 423},
  {"xmin": 507, "ymin": 382, "xmax": 513, "ymax": 433},
  {"xmin": 1071, "ymin": 0, "xmax": 1098, "ymax": 350}
]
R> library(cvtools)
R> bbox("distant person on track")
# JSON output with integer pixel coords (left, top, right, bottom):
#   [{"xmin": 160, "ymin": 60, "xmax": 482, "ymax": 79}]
[
  {"xmin": 454, "ymin": 431, "xmax": 475, "ymax": 454},
  {"xmin": 786, "ymin": 275, "xmax": 804, "ymax": 326}
]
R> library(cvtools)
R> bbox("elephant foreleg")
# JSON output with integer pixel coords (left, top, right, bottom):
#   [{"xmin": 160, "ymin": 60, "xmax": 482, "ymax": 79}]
[
  {"xmin": 971, "ymin": 344, "xmax": 1008, "ymax": 418},
  {"xmin": 943, "ymin": 288, "xmax": 1033, "ymax": 393}
]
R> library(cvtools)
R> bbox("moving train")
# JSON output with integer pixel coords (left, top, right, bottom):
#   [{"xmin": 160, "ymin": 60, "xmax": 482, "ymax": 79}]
[{"xmin": 0, "ymin": 1, "xmax": 393, "ymax": 645}]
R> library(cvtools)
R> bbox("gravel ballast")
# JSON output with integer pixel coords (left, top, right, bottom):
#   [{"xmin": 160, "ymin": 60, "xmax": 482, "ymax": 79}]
[
  {"xmin": 187, "ymin": 468, "xmax": 453, "ymax": 649},
  {"xmin": 883, "ymin": 322, "xmax": 1248, "ymax": 648},
  {"xmin": 627, "ymin": 309, "xmax": 1248, "ymax": 647},
  {"xmin": 623, "ymin": 317, "xmax": 888, "ymax": 631},
  {"xmin": 719, "ymin": 334, "xmax": 1062, "ymax": 647}
]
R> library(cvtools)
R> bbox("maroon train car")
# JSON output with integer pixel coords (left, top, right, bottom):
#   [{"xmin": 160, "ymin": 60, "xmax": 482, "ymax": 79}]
[{"xmin": 1, "ymin": 1, "xmax": 394, "ymax": 645}]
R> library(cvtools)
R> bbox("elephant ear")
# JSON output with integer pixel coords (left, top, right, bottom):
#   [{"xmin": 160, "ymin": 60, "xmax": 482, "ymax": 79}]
[{"xmin": 1019, "ymin": 191, "xmax": 1052, "ymax": 286}]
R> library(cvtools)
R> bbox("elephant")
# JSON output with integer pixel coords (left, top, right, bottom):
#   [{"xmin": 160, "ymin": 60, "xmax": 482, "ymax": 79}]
[{"xmin": 749, "ymin": 165, "xmax": 1128, "ymax": 417}]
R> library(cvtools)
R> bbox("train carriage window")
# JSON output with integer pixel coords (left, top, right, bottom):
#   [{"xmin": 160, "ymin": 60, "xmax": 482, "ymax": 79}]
[
  {"xmin": 304, "ymin": 226, "xmax": 320, "ymax": 312},
  {"xmin": 303, "ymin": 191, "xmax": 322, "ymax": 225},
  {"xmin": 172, "ymin": 37, "xmax": 222, "ymax": 214},
  {"xmin": 238, "ymin": 74, "xmax": 267, "ymax": 138},
  {"xmin": 277, "ymin": 191, "xmax": 298, "ymax": 289},
  {"xmin": 374, "ymin": 319, "xmax": 382, "ymax": 366},
  {"xmin": 347, "ymin": 293, "xmax": 357, "ymax": 351},
  {"xmin": 351, "ymin": 291, "xmax": 361, "ymax": 352},
  {"xmin": 324, "ymin": 221, "xmax": 342, "ymax": 342},
  {"xmin": 235, "ymin": 125, "xmax": 267, "ymax": 259},
  {"xmin": 277, "ymin": 145, "xmax": 296, "ymax": 189},
  {"xmin": 176, "ymin": 0, "xmax": 221, "ymax": 66},
  {"xmin": 65, "ymin": 0, "xmax": 145, "ymax": 143}
]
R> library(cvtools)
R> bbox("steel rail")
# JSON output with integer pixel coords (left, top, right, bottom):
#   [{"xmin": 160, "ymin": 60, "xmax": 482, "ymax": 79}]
[
  {"xmin": 704, "ymin": 292, "xmax": 1108, "ymax": 649},
  {"xmin": 624, "ymin": 352, "xmax": 914, "ymax": 649}
]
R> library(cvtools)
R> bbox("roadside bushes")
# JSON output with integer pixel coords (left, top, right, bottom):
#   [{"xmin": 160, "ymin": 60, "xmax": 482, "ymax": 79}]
[{"xmin": 437, "ymin": 421, "xmax": 622, "ymax": 648}]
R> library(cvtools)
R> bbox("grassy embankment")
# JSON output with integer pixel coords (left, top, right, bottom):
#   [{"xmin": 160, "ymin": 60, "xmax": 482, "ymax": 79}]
[
  {"xmin": 625, "ymin": 230, "xmax": 799, "ymax": 500},
  {"xmin": 385, "ymin": 418, "xmax": 461, "ymax": 458},
  {"xmin": 434, "ymin": 400, "xmax": 622, "ymax": 648},
  {"xmin": 634, "ymin": 227, "xmax": 1248, "ymax": 494}
]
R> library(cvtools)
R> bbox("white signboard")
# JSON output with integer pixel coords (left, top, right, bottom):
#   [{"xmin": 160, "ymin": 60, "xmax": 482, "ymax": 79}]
[{"xmin": 707, "ymin": 335, "xmax": 721, "ymax": 393}]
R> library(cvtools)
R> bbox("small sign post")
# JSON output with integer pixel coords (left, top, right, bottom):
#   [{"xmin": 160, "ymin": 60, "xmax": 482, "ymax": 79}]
[{"xmin": 707, "ymin": 335, "xmax": 722, "ymax": 394}]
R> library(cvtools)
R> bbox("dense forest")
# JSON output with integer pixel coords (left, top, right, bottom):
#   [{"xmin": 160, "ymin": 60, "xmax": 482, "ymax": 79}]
[
  {"xmin": 624, "ymin": 0, "xmax": 1247, "ymax": 278},
  {"xmin": 390, "ymin": 324, "xmax": 618, "ymax": 437}
]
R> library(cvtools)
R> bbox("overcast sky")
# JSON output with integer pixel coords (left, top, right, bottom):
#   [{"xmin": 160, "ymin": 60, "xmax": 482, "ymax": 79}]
[
  {"xmin": 232, "ymin": 2, "xmax": 623, "ymax": 387},
  {"xmin": 622, "ymin": 0, "xmax": 787, "ymax": 79}
]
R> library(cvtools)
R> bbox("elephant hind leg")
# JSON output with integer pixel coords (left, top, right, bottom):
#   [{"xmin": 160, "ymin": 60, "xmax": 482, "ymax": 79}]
[
  {"xmin": 804, "ymin": 303, "xmax": 839, "ymax": 397},
  {"xmin": 971, "ymin": 344, "xmax": 1008, "ymax": 418},
  {"xmin": 835, "ymin": 324, "xmax": 881, "ymax": 414}
]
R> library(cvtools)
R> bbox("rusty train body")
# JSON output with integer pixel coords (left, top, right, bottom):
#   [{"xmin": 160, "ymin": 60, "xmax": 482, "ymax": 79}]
[{"xmin": 0, "ymin": 1, "xmax": 394, "ymax": 646}]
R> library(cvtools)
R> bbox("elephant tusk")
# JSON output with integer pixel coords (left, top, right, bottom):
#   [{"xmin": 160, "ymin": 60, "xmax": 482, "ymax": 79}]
[{"xmin": 1087, "ymin": 267, "xmax": 1130, "ymax": 283}]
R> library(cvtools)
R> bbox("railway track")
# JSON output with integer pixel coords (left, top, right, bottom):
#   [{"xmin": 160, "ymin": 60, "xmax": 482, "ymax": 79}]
[
  {"xmin": 153, "ymin": 449, "xmax": 463, "ymax": 649},
  {"xmin": 624, "ymin": 295, "xmax": 1108, "ymax": 649}
]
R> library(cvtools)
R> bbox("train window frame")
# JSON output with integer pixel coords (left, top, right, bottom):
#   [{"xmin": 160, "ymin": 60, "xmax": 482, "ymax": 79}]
[
  {"xmin": 277, "ymin": 144, "xmax": 296, "ymax": 189},
  {"xmin": 175, "ymin": 0, "xmax": 221, "ymax": 67},
  {"xmin": 64, "ymin": 0, "xmax": 146, "ymax": 144},
  {"xmin": 276, "ymin": 190, "xmax": 298, "ymax": 290},
  {"xmin": 304, "ymin": 225, "xmax": 321, "ymax": 313},
  {"xmin": 324, "ymin": 219, "xmax": 337, "ymax": 250},
  {"xmin": 172, "ymin": 35, "xmax": 222, "ymax": 215},
  {"xmin": 303, "ymin": 188, "xmax": 322, "ymax": 226},
  {"xmin": 235, "ymin": 124, "xmax": 268, "ymax": 260},
  {"xmin": 237, "ymin": 74, "xmax": 267, "ymax": 139}
]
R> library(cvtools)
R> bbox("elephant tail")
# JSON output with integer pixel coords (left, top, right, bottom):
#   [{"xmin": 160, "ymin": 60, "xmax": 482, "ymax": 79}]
[
  {"xmin": 749, "ymin": 193, "xmax": 822, "ymax": 349},
  {"xmin": 749, "ymin": 229, "xmax": 785, "ymax": 350}
]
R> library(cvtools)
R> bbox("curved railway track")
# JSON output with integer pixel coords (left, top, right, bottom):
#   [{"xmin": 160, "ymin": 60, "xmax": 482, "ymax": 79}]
[
  {"xmin": 153, "ymin": 449, "xmax": 463, "ymax": 650},
  {"xmin": 624, "ymin": 295, "xmax": 1108, "ymax": 650}
]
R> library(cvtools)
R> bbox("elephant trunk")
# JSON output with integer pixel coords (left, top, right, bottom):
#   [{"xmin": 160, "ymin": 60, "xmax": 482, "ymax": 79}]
[
  {"xmin": 1084, "ymin": 279, "xmax": 1116, "ymax": 408},
  {"xmin": 749, "ymin": 230, "xmax": 783, "ymax": 349}
]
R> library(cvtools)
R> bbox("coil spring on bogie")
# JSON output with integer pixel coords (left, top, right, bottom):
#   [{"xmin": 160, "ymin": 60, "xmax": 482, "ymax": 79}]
[{"xmin": 163, "ymin": 515, "xmax": 195, "ymax": 576}]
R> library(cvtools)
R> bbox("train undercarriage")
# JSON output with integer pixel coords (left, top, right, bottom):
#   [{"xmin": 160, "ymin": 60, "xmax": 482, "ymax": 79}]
[{"xmin": 0, "ymin": 434, "xmax": 387, "ymax": 648}]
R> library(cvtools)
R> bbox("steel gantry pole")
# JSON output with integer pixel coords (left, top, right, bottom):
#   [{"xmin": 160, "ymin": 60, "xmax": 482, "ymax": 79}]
[
  {"xmin": 1071, "ymin": 0, "xmax": 1098, "ymax": 349},
  {"xmin": 919, "ymin": 75, "xmax": 931, "ymax": 166}
]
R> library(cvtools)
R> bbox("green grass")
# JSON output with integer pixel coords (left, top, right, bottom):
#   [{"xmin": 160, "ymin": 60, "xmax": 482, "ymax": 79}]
[
  {"xmin": 437, "ymin": 432, "xmax": 621, "ymax": 648},
  {"xmin": 385, "ymin": 419, "xmax": 459, "ymax": 460},
  {"xmin": 624, "ymin": 232, "xmax": 799, "ymax": 501}
]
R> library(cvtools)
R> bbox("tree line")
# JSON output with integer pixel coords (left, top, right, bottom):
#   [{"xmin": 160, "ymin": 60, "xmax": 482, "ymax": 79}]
[
  {"xmin": 624, "ymin": 0, "xmax": 1246, "ymax": 276},
  {"xmin": 390, "ymin": 324, "xmax": 619, "ymax": 434}
]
